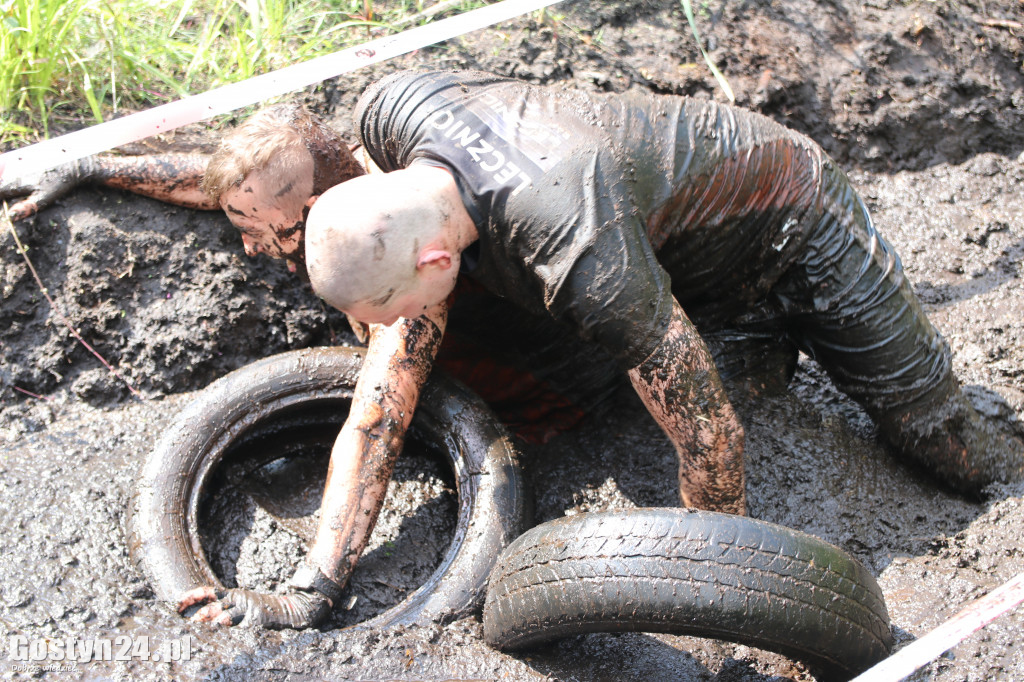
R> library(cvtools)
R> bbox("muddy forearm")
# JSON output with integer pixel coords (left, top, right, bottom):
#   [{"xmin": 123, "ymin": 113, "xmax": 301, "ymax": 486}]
[
  {"xmin": 89, "ymin": 153, "xmax": 218, "ymax": 209},
  {"xmin": 307, "ymin": 406, "xmax": 404, "ymax": 586},
  {"xmin": 306, "ymin": 309, "xmax": 447, "ymax": 586},
  {"xmin": 627, "ymin": 299, "xmax": 746, "ymax": 515}
]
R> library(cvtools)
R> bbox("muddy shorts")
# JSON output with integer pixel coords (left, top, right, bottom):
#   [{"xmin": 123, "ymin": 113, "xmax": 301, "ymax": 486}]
[{"xmin": 670, "ymin": 136, "xmax": 956, "ymax": 419}]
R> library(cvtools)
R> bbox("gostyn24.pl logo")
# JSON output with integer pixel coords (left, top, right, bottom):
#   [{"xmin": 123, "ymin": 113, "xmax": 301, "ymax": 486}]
[{"xmin": 8, "ymin": 635, "xmax": 193, "ymax": 663}]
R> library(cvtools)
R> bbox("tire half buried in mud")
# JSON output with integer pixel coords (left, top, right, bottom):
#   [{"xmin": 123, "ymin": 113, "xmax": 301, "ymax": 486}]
[
  {"xmin": 484, "ymin": 508, "xmax": 893, "ymax": 681},
  {"xmin": 128, "ymin": 346, "xmax": 530, "ymax": 629}
]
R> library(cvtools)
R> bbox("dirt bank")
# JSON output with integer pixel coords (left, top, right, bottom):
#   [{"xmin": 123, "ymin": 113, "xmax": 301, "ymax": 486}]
[{"xmin": 2, "ymin": 0, "xmax": 1023, "ymax": 680}]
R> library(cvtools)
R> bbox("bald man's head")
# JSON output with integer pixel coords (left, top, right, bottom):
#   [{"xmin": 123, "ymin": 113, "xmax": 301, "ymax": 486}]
[{"xmin": 305, "ymin": 170, "xmax": 452, "ymax": 317}]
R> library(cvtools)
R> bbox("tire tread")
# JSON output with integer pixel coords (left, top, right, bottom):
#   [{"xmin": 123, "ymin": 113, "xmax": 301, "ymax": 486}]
[{"xmin": 484, "ymin": 509, "xmax": 892, "ymax": 680}]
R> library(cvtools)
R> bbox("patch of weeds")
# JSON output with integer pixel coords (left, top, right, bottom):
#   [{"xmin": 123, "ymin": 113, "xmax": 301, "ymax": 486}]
[{"xmin": 1, "ymin": 0, "xmax": 490, "ymax": 147}]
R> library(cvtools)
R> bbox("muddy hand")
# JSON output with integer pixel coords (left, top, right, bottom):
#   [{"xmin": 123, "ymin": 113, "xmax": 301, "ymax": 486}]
[
  {"xmin": 0, "ymin": 158, "xmax": 96, "ymax": 220},
  {"xmin": 178, "ymin": 585, "xmax": 331, "ymax": 630}
]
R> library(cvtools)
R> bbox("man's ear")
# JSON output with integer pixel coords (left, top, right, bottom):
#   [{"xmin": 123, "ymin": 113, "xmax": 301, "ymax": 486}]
[
  {"xmin": 305, "ymin": 194, "xmax": 320, "ymax": 208},
  {"xmin": 417, "ymin": 249, "xmax": 452, "ymax": 270}
]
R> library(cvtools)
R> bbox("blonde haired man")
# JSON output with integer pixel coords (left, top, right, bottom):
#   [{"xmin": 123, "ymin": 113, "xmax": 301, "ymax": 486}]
[{"xmin": 2, "ymin": 103, "xmax": 362, "ymax": 276}]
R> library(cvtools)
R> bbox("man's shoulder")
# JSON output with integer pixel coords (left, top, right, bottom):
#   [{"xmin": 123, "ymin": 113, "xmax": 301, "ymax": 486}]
[
  {"xmin": 355, "ymin": 70, "xmax": 511, "ymax": 117},
  {"xmin": 370, "ymin": 69, "xmax": 511, "ymax": 89},
  {"xmin": 354, "ymin": 70, "xmax": 533, "ymax": 172}
]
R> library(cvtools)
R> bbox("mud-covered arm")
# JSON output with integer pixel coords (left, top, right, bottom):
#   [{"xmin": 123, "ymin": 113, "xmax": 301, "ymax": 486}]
[
  {"xmin": 179, "ymin": 303, "xmax": 447, "ymax": 629},
  {"xmin": 627, "ymin": 297, "xmax": 746, "ymax": 515},
  {"xmin": 1, "ymin": 153, "xmax": 216, "ymax": 220},
  {"xmin": 304, "ymin": 303, "xmax": 447, "ymax": 587}
]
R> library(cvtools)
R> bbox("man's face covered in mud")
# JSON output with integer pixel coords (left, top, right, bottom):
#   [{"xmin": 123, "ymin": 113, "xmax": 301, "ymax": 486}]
[{"xmin": 218, "ymin": 164, "xmax": 316, "ymax": 276}]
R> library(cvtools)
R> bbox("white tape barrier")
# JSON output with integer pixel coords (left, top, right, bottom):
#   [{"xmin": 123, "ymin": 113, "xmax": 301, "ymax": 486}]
[
  {"xmin": 0, "ymin": 0, "xmax": 563, "ymax": 181},
  {"xmin": 850, "ymin": 572, "xmax": 1024, "ymax": 682}
]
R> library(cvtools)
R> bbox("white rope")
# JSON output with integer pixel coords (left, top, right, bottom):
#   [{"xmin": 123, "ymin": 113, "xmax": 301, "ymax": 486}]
[
  {"xmin": 851, "ymin": 572, "xmax": 1024, "ymax": 682},
  {"xmin": 0, "ymin": 0, "xmax": 563, "ymax": 180}
]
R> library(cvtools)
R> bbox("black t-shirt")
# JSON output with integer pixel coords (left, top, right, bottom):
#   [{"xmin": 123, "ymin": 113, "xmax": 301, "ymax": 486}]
[{"xmin": 355, "ymin": 70, "xmax": 676, "ymax": 368}]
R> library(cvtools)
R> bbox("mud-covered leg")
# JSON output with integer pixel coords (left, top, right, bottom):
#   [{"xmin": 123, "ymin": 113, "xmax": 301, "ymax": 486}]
[
  {"xmin": 628, "ymin": 298, "xmax": 746, "ymax": 515},
  {"xmin": 880, "ymin": 381, "xmax": 1024, "ymax": 496},
  {"xmin": 790, "ymin": 175, "xmax": 1024, "ymax": 495}
]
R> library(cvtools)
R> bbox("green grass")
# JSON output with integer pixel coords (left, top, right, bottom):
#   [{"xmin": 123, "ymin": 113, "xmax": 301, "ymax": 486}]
[
  {"xmin": 0, "ymin": 0, "xmax": 482, "ymax": 146},
  {"xmin": 2, "ymin": 0, "xmax": 735, "ymax": 147},
  {"xmin": 1, "ymin": 0, "xmax": 93, "ymax": 138},
  {"xmin": 680, "ymin": 0, "xmax": 733, "ymax": 102}
]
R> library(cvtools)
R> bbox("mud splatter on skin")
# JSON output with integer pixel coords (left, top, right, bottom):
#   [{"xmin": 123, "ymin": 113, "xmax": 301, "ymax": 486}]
[
  {"xmin": 370, "ymin": 288, "xmax": 396, "ymax": 307},
  {"xmin": 290, "ymin": 112, "xmax": 366, "ymax": 196},
  {"xmin": 96, "ymin": 154, "xmax": 217, "ymax": 209},
  {"xmin": 277, "ymin": 221, "xmax": 303, "ymax": 241},
  {"xmin": 628, "ymin": 300, "xmax": 746, "ymax": 515},
  {"xmin": 274, "ymin": 181, "xmax": 296, "ymax": 199},
  {"xmin": 248, "ymin": 123, "xmax": 365, "ymax": 279},
  {"xmin": 371, "ymin": 229, "xmax": 387, "ymax": 260},
  {"xmin": 399, "ymin": 316, "xmax": 445, "ymax": 371}
]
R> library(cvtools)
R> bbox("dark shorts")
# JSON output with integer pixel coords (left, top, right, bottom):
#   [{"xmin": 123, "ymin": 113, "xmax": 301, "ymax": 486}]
[{"xmin": 677, "ymin": 153, "xmax": 955, "ymax": 419}]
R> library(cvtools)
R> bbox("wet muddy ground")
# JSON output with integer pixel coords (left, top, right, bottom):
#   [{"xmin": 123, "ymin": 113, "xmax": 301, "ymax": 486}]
[{"xmin": 2, "ymin": 0, "xmax": 1024, "ymax": 679}]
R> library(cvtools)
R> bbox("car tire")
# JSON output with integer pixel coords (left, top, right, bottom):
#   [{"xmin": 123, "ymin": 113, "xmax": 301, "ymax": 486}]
[
  {"xmin": 484, "ymin": 508, "xmax": 892, "ymax": 681},
  {"xmin": 129, "ymin": 346, "xmax": 530, "ymax": 628}
]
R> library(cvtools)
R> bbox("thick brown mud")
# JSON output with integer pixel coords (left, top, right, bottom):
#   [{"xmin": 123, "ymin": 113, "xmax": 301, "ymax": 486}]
[{"xmin": 2, "ymin": 0, "xmax": 1023, "ymax": 679}]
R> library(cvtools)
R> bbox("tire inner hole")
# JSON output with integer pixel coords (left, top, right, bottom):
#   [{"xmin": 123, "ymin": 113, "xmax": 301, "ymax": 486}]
[{"xmin": 198, "ymin": 399, "xmax": 458, "ymax": 628}]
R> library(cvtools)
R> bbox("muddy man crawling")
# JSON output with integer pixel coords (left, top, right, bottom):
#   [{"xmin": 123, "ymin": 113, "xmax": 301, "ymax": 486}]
[{"xmin": 4, "ymin": 69, "xmax": 1022, "ymax": 630}]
